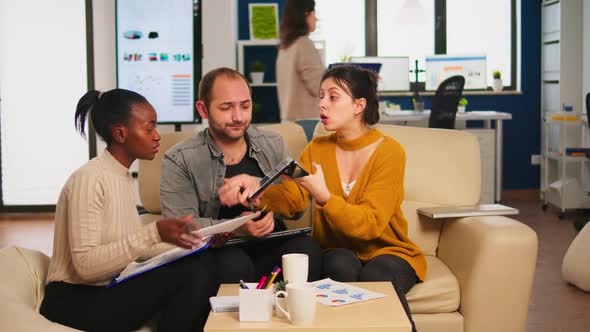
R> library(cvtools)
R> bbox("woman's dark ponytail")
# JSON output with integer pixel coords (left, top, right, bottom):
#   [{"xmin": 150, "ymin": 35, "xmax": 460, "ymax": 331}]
[
  {"xmin": 73, "ymin": 89, "xmax": 148, "ymax": 144},
  {"xmin": 74, "ymin": 90, "xmax": 100, "ymax": 138}
]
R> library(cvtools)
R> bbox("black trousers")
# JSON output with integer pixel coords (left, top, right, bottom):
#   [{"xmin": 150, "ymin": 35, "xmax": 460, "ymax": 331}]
[
  {"xmin": 40, "ymin": 247, "xmax": 252, "ymax": 332},
  {"xmin": 234, "ymin": 234, "xmax": 323, "ymax": 282},
  {"xmin": 323, "ymin": 248, "xmax": 419, "ymax": 332}
]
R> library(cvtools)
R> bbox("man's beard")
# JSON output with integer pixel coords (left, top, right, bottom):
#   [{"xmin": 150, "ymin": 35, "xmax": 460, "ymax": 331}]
[{"xmin": 210, "ymin": 121, "xmax": 249, "ymax": 142}]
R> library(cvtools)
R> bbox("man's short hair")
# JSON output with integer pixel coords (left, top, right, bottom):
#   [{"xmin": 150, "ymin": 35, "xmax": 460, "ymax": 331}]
[{"xmin": 198, "ymin": 67, "xmax": 252, "ymax": 109}]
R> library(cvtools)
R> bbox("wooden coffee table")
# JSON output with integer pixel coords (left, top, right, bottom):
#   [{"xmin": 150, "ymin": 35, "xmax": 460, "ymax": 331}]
[{"xmin": 204, "ymin": 281, "xmax": 411, "ymax": 331}]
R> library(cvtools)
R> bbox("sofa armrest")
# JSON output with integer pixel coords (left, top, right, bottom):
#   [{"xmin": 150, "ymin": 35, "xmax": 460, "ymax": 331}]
[{"xmin": 437, "ymin": 216, "xmax": 538, "ymax": 332}]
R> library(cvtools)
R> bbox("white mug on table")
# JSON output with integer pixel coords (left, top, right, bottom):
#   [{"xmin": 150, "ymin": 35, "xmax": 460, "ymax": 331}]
[
  {"xmin": 274, "ymin": 283, "xmax": 317, "ymax": 326},
  {"xmin": 282, "ymin": 253, "xmax": 308, "ymax": 284}
]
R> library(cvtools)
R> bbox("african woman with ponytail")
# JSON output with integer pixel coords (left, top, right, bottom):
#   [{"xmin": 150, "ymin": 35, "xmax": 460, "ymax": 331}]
[{"xmin": 40, "ymin": 89, "xmax": 219, "ymax": 332}]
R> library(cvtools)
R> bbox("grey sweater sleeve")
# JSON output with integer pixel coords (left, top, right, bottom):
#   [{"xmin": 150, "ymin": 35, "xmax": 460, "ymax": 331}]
[{"xmin": 160, "ymin": 153, "xmax": 219, "ymax": 228}]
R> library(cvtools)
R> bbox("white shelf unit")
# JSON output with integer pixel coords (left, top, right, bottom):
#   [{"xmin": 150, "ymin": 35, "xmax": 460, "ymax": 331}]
[
  {"xmin": 540, "ymin": 0, "xmax": 587, "ymax": 216},
  {"xmin": 236, "ymin": 39, "xmax": 278, "ymax": 84},
  {"xmin": 236, "ymin": 39, "xmax": 326, "ymax": 83},
  {"xmin": 542, "ymin": 114, "xmax": 590, "ymax": 214}
]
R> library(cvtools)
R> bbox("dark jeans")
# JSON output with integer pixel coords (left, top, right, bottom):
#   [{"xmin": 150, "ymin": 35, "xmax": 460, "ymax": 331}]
[
  {"xmin": 40, "ymin": 247, "xmax": 251, "ymax": 332},
  {"xmin": 234, "ymin": 234, "xmax": 323, "ymax": 282},
  {"xmin": 323, "ymin": 248, "xmax": 419, "ymax": 332}
]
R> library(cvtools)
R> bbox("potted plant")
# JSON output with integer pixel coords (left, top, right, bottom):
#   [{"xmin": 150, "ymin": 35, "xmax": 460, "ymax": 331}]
[
  {"xmin": 249, "ymin": 60, "xmax": 266, "ymax": 84},
  {"xmin": 492, "ymin": 70, "xmax": 503, "ymax": 92},
  {"xmin": 273, "ymin": 280, "xmax": 288, "ymax": 317},
  {"xmin": 458, "ymin": 98, "xmax": 468, "ymax": 113},
  {"xmin": 412, "ymin": 95, "xmax": 425, "ymax": 112}
]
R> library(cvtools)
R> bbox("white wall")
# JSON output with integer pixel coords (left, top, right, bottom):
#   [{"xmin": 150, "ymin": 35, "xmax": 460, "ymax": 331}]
[
  {"xmin": 202, "ymin": 0, "xmax": 238, "ymax": 72},
  {"xmin": 0, "ymin": 0, "xmax": 236, "ymax": 206},
  {"xmin": 584, "ymin": 0, "xmax": 590, "ymax": 110},
  {"xmin": 0, "ymin": 0, "xmax": 89, "ymax": 205}
]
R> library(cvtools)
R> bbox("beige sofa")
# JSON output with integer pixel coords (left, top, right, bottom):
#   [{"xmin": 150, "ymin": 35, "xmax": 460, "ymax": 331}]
[{"xmin": 0, "ymin": 122, "xmax": 538, "ymax": 332}]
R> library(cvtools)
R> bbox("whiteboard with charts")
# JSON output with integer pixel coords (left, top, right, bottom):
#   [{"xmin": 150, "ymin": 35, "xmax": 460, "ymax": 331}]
[{"xmin": 116, "ymin": 0, "xmax": 199, "ymax": 123}]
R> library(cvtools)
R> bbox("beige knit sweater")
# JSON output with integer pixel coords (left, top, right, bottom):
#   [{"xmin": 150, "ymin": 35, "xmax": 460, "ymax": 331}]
[
  {"xmin": 276, "ymin": 36, "xmax": 325, "ymax": 121},
  {"xmin": 46, "ymin": 150, "xmax": 173, "ymax": 286}
]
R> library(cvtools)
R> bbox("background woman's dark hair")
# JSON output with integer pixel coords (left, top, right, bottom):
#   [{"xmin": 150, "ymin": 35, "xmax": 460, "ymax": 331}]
[
  {"xmin": 321, "ymin": 65, "xmax": 380, "ymax": 125},
  {"xmin": 74, "ymin": 89, "xmax": 148, "ymax": 144},
  {"xmin": 279, "ymin": 0, "xmax": 315, "ymax": 49}
]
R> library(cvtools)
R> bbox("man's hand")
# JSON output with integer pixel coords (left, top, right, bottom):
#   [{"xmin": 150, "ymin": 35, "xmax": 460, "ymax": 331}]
[
  {"xmin": 156, "ymin": 214, "xmax": 201, "ymax": 249},
  {"xmin": 210, "ymin": 232, "xmax": 233, "ymax": 248},
  {"xmin": 240, "ymin": 211, "xmax": 274, "ymax": 237},
  {"xmin": 218, "ymin": 174, "xmax": 261, "ymax": 207}
]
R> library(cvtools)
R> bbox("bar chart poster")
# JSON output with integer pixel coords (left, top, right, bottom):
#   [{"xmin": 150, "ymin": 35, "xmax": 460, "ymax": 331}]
[{"xmin": 117, "ymin": 0, "xmax": 196, "ymax": 123}]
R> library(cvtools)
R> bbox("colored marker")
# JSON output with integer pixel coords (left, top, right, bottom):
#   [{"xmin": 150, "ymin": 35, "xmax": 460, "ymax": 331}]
[
  {"xmin": 239, "ymin": 280, "xmax": 249, "ymax": 289},
  {"xmin": 255, "ymin": 275, "xmax": 268, "ymax": 289},
  {"xmin": 265, "ymin": 267, "xmax": 281, "ymax": 289}
]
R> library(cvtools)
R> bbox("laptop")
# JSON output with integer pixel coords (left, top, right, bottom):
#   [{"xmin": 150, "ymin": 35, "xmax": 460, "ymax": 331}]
[
  {"xmin": 417, "ymin": 204, "xmax": 519, "ymax": 219},
  {"xmin": 225, "ymin": 227, "xmax": 312, "ymax": 246}
]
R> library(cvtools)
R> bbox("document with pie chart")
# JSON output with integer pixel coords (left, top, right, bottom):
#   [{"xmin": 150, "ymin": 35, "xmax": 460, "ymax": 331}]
[{"xmin": 311, "ymin": 278, "xmax": 386, "ymax": 307}]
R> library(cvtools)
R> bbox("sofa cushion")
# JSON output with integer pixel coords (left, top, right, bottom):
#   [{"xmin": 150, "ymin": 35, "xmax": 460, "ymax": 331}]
[
  {"xmin": 139, "ymin": 131, "xmax": 194, "ymax": 214},
  {"xmin": 257, "ymin": 122, "xmax": 308, "ymax": 160},
  {"xmin": 313, "ymin": 123, "xmax": 481, "ymax": 206},
  {"xmin": 402, "ymin": 201, "xmax": 442, "ymax": 256},
  {"xmin": 0, "ymin": 246, "xmax": 156, "ymax": 332},
  {"xmin": 374, "ymin": 125, "xmax": 481, "ymax": 206},
  {"xmin": 0, "ymin": 246, "xmax": 48, "ymax": 308},
  {"xmin": 407, "ymin": 255, "xmax": 460, "ymax": 314},
  {"xmin": 562, "ymin": 221, "xmax": 590, "ymax": 291},
  {"xmin": 0, "ymin": 246, "xmax": 82, "ymax": 331},
  {"xmin": 413, "ymin": 312, "xmax": 464, "ymax": 332}
]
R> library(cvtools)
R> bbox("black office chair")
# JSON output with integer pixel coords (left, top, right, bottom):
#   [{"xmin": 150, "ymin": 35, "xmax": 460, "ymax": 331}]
[{"xmin": 428, "ymin": 75, "xmax": 466, "ymax": 129}]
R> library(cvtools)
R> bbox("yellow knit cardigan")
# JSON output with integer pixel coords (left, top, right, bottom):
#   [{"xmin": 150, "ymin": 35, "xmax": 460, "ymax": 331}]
[{"xmin": 261, "ymin": 129, "xmax": 426, "ymax": 281}]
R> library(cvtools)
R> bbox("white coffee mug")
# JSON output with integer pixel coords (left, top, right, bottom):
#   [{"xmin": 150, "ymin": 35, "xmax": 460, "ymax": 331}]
[
  {"xmin": 274, "ymin": 283, "xmax": 317, "ymax": 326},
  {"xmin": 282, "ymin": 253, "xmax": 308, "ymax": 284}
]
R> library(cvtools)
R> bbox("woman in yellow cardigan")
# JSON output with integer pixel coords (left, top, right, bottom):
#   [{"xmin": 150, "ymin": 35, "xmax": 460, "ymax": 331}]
[{"xmin": 261, "ymin": 65, "xmax": 425, "ymax": 331}]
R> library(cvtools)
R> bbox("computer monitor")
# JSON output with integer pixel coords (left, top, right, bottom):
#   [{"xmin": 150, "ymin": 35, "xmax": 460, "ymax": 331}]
[
  {"xmin": 425, "ymin": 54, "xmax": 487, "ymax": 90},
  {"xmin": 116, "ymin": 0, "xmax": 200, "ymax": 124},
  {"xmin": 350, "ymin": 56, "xmax": 410, "ymax": 91}
]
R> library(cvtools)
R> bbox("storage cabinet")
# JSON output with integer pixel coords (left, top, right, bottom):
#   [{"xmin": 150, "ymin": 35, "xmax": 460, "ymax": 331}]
[
  {"xmin": 542, "ymin": 114, "xmax": 590, "ymax": 216},
  {"xmin": 236, "ymin": 39, "xmax": 326, "ymax": 123},
  {"xmin": 540, "ymin": 0, "xmax": 586, "ymax": 216},
  {"xmin": 237, "ymin": 39, "xmax": 280, "ymax": 123}
]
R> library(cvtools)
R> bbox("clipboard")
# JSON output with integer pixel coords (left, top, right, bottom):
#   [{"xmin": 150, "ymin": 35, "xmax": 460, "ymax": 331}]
[
  {"xmin": 110, "ymin": 212, "xmax": 262, "ymax": 287},
  {"xmin": 249, "ymin": 157, "xmax": 309, "ymax": 200},
  {"xmin": 109, "ymin": 238, "xmax": 213, "ymax": 287}
]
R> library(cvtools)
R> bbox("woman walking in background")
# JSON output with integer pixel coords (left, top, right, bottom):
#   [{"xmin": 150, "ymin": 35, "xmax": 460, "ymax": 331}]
[{"xmin": 276, "ymin": 0, "xmax": 325, "ymax": 122}]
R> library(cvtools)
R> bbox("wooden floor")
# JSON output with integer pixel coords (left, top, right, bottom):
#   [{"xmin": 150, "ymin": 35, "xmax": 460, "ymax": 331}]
[{"xmin": 1, "ymin": 195, "xmax": 589, "ymax": 331}]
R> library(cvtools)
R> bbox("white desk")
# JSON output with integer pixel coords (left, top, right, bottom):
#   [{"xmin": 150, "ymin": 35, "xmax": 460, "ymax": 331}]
[{"xmin": 379, "ymin": 110, "xmax": 512, "ymax": 202}]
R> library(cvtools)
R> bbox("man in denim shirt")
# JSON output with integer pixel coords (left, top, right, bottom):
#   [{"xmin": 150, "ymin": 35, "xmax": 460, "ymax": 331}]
[{"xmin": 160, "ymin": 67, "xmax": 321, "ymax": 281}]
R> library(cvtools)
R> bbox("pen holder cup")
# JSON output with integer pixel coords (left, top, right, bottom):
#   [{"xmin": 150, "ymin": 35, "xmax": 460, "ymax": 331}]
[{"xmin": 239, "ymin": 287, "xmax": 273, "ymax": 322}]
